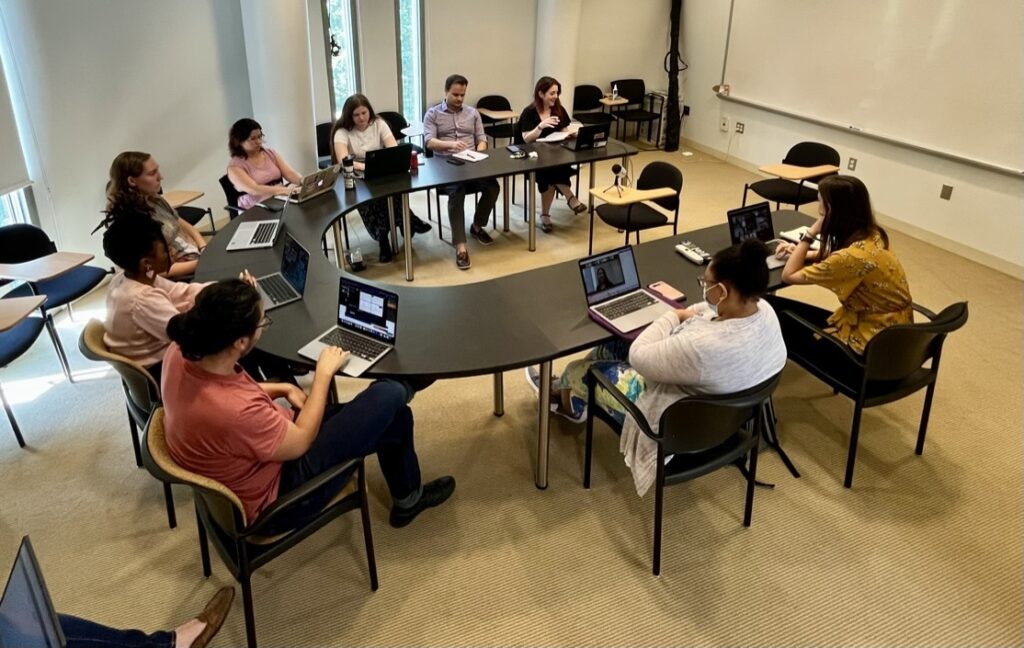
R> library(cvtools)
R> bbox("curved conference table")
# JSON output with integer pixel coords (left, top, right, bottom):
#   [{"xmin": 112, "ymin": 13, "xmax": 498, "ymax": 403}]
[{"xmin": 197, "ymin": 144, "xmax": 811, "ymax": 488}]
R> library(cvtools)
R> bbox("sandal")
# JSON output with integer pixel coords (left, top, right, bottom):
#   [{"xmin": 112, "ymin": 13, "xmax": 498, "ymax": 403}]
[
  {"xmin": 540, "ymin": 214, "xmax": 554, "ymax": 234},
  {"xmin": 569, "ymin": 198, "xmax": 588, "ymax": 214}
]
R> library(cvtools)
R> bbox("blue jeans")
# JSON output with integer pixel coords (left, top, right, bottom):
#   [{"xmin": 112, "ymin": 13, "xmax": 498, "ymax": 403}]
[
  {"xmin": 263, "ymin": 380, "xmax": 421, "ymax": 533},
  {"xmin": 58, "ymin": 614, "xmax": 173, "ymax": 648}
]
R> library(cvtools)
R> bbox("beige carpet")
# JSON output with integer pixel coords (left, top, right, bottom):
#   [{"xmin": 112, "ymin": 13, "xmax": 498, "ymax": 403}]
[{"xmin": 1, "ymin": 150, "xmax": 1020, "ymax": 647}]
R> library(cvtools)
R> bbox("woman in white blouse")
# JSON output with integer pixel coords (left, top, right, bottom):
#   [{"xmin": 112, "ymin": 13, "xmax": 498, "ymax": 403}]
[{"xmin": 330, "ymin": 94, "xmax": 431, "ymax": 263}]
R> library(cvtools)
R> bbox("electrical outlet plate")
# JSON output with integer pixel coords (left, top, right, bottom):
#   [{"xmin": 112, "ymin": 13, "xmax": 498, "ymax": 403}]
[
  {"xmin": 719, "ymin": 116, "xmax": 729, "ymax": 132},
  {"xmin": 940, "ymin": 184, "xmax": 953, "ymax": 200},
  {"xmin": 735, "ymin": 122, "xmax": 745, "ymax": 134},
  {"xmin": 848, "ymin": 158, "xmax": 857, "ymax": 171}
]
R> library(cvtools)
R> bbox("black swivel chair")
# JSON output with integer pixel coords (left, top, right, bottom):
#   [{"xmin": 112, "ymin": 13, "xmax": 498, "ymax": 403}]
[
  {"xmin": 590, "ymin": 161, "xmax": 682, "ymax": 254},
  {"xmin": 780, "ymin": 302, "xmax": 968, "ymax": 488},
  {"xmin": 476, "ymin": 95, "xmax": 517, "ymax": 146},
  {"xmin": 584, "ymin": 369, "xmax": 783, "ymax": 575},
  {"xmin": 0, "ymin": 311, "xmax": 45, "ymax": 448},
  {"xmin": 742, "ymin": 142, "xmax": 840, "ymax": 210},
  {"xmin": 316, "ymin": 121, "xmax": 333, "ymax": 169},
  {"xmin": 142, "ymin": 407, "xmax": 378, "ymax": 648},
  {"xmin": 608, "ymin": 79, "xmax": 663, "ymax": 146},
  {"xmin": 0, "ymin": 224, "xmax": 108, "ymax": 382}
]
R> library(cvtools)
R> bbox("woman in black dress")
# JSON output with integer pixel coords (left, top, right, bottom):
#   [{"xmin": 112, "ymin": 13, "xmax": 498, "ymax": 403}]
[{"xmin": 516, "ymin": 76, "xmax": 588, "ymax": 233}]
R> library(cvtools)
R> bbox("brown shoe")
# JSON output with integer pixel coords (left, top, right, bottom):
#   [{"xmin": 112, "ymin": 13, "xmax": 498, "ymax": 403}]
[
  {"xmin": 455, "ymin": 249, "xmax": 472, "ymax": 270},
  {"xmin": 191, "ymin": 587, "xmax": 235, "ymax": 648}
]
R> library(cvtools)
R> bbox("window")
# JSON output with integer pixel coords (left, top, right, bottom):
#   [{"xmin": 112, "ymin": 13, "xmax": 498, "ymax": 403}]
[
  {"xmin": 0, "ymin": 186, "xmax": 32, "ymax": 226},
  {"xmin": 322, "ymin": 0, "xmax": 360, "ymax": 117},
  {"xmin": 395, "ymin": 0, "xmax": 424, "ymax": 125}
]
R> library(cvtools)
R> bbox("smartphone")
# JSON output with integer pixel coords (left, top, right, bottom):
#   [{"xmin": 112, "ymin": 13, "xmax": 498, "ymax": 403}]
[
  {"xmin": 446, "ymin": 158, "xmax": 465, "ymax": 166},
  {"xmin": 648, "ymin": 281, "xmax": 686, "ymax": 303},
  {"xmin": 506, "ymin": 144, "xmax": 522, "ymax": 154}
]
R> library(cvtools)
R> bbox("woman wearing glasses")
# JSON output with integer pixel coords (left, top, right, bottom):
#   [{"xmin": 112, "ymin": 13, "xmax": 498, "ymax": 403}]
[
  {"xmin": 526, "ymin": 240, "xmax": 786, "ymax": 496},
  {"xmin": 226, "ymin": 118, "xmax": 304, "ymax": 210}
]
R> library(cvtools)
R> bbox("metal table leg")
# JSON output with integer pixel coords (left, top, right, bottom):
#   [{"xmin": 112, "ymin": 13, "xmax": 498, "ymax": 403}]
[
  {"xmin": 502, "ymin": 176, "xmax": 510, "ymax": 232},
  {"xmin": 332, "ymin": 222, "xmax": 345, "ymax": 269},
  {"xmin": 402, "ymin": 194, "xmax": 413, "ymax": 281},
  {"xmin": 387, "ymin": 199, "xmax": 398, "ymax": 250},
  {"xmin": 527, "ymin": 172, "xmax": 537, "ymax": 252},
  {"xmin": 535, "ymin": 360, "xmax": 552, "ymax": 489},
  {"xmin": 588, "ymin": 161, "xmax": 596, "ymax": 213},
  {"xmin": 493, "ymin": 372, "xmax": 504, "ymax": 417}
]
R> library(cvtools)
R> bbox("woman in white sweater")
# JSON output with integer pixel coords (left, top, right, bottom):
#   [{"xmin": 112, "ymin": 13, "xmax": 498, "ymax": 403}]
[{"xmin": 530, "ymin": 240, "xmax": 787, "ymax": 495}]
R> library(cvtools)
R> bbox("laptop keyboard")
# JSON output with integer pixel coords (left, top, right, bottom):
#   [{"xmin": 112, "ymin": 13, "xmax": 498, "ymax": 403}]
[
  {"xmin": 595, "ymin": 292, "xmax": 657, "ymax": 320},
  {"xmin": 251, "ymin": 222, "xmax": 277, "ymax": 245},
  {"xmin": 259, "ymin": 274, "xmax": 297, "ymax": 305},
  {"xmin": 318, "ymin": 328, "xmax": 389, "ymax": 361}
]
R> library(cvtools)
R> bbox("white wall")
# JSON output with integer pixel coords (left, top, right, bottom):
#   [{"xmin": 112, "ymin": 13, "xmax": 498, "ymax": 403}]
[
  {"xmin": 1, "ymin": 0, "xmax": 252, "ymax": 258},
  {"xmin": 423, "ymin": 0, "xmax": 537, "ymax": 111},
  {"xmin": 681, "ymin": 0, "xmax": 1024, "ymax": 275},
  {"xmin": 356, "ymin": 0, "xmax": 401, "ymax": 114},
  {"xmin": 575, "ymin": 0, "xmax": 673, "ymax": 94}
]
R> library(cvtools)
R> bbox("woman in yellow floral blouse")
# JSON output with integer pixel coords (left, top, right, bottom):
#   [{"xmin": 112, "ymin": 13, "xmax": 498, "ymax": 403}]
[{"xmin": 772, "ymin": 175, "xmax": 913, "ymax": 354}]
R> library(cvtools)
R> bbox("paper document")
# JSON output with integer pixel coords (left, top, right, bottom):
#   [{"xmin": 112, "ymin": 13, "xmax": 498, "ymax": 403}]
[
  {"xmin": 453, "ymin": 150, "xmax": 488, "ymax": 162},
  {"xmin": 537, "ymin": 131, "xmax": 569, "ymax": 143}
]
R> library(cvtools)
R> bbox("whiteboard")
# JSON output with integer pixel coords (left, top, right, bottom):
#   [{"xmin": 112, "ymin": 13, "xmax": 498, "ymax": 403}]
[{"xmin": 723, "ymin": 0, "xmax": 1024, "ymax": 172}]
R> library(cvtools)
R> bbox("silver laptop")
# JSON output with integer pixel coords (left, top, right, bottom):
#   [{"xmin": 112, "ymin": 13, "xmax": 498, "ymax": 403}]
[
  {"xmin": 255, "ymin": 233, "xmax": 309, "ymax": 311},
  {"xmin": 727, "ymin": 202, "xmax": 786, "ymax": 269},
  {"xmin": 1, "ymin": 536, "xmax": 66, "ymax": 648},
  {"xmin": 580, "ymin": 246, "xmax": 673, "ymax": 335},
  {"xmin": 226, "ymin": 191, "xmax": 290, "ymax": 251},
  {"xmin": 273, "ymin": 166, "xmax": 340, "ymax": 204},
  {"xmin": 298, "ymin": 277, "xmax": 399, "ymax": 377}
]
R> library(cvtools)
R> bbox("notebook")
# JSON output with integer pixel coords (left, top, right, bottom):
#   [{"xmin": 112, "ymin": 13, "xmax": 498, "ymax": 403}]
[
  {"xmin": 226, "ymin": 192, "xmax": 290, "ymax": 252},
  {"xmin": 297, "ymin": 277, "xmax": 399, "ymax": 377},
  {"xmin": 273, "ymin": 166, "xmax": 340, "ymax": 203},
  {"xmin": 255, "ymin": 233, "xmax": 310, "ymax": 311},
  {"xmin": 579, "ymin": 245, "xmax": 672, "ymax": 335},
  {"xmin": 0, "ymin": 536, "xmax": 66, "ymax": 648},
  {"xmin": 562, "ymin": 122, "xmax": 610, "ymax": 151},
  {"xmin": 726, "ymin": 202, "xmax": 786, "ymax": 269}
]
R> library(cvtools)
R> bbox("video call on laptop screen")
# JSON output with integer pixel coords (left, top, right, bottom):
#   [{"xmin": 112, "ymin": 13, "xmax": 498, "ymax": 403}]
[
  {"xmin": 281, "ymin": 235, "xmax": 310, "ymax": 293},
  {"xmin": 728, "ymin": 203, "xmax": 775, "ymax": 243},
  {"xmin": 338, "ymin": 279, "xmax": 398, "ymax": 343},
  {"xmin": 580, "ymin": 247, "xmax": 640, "ymax": 305}
]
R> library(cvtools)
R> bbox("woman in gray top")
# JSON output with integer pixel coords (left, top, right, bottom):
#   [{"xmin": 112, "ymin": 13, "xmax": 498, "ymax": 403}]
[
  {"xmin": 527, "ymin": 240, "xmax": 787, "ymax": 495},
  {"xmin": 105, "ymin": 151, "xmax": 206, "ymax": 278}
]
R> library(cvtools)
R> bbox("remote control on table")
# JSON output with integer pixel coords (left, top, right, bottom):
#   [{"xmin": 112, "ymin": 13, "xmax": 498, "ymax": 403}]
[{"xmin": 675, "ymin": 240, "xmax": 712, "ymax": 264}]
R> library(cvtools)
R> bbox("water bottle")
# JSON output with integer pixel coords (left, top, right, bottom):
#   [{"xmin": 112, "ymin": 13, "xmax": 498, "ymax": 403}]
[
  {"xmin": 612, "ymin": 84, "xmax": 619, "ymax": 100},
  {"xmin": 410, "ymin": 149, "xmax": 419, "ymax": 172},
  {"xmin": 342, "ymin": 156, "xmax": 355, "ymax": 190}
]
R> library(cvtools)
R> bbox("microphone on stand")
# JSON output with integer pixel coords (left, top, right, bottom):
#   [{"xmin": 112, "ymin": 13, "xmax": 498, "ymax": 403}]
[{"xmin": 611, "ymin": 163, "xmax": 628, "ymax": 195}]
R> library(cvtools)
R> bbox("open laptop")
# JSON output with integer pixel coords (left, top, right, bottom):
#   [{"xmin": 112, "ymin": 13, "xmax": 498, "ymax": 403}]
[
  {"xmin": 727, "ymin": 202, "xmax": 786, "ymax": 269},
  {"xmin": 1, "ymin": 536, "xmax": 66, "ymax": 648},
  {"xmin": 298, "ymin": 277, "xmax": 399, "ymax": 377},
  {"xmin": 274, "ymin": 166, "xmax": 341, "ymax": 204},
  {"xmin": 226, "ymin": 190, "xmax": 290, "ymax": 252},
  {"xmin": 360, "ymin": 143, "xmax": 413, "ymax": 181},
  {"xmin": 563, "ymin": 122, "xmax": 611, "ymax": 151},
  {"xmin": 255, "ymin": 233, "xmax": 309, "ymax": 311},
  {"xmin": 579, "ymin": 245, "xmax": 673, "ymax": 335}
]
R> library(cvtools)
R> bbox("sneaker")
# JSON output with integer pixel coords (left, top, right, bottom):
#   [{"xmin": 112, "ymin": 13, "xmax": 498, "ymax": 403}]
[
  {"xmin": 455, "ymin": 249, "xmax": 472, "ymax": 270},
  {"xmin": 524, "ymin": 367, "xmax": 585, "ymax": 423},
  {"xmin": 524, "ymin": 366, "xmax": 559, "ymax": 394},
  {"xmin": 470, "ymin": 225, "xmax": 494, "ymax": 245},
  {"xmin": 389, "ymin": 476, "xmax": 456, "ymax": 528}
]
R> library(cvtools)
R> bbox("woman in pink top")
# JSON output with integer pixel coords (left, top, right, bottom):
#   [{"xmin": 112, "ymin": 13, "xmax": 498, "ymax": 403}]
[{"xmin": 226, "ymin": 118, "xmax": 304, "ymax": 210}]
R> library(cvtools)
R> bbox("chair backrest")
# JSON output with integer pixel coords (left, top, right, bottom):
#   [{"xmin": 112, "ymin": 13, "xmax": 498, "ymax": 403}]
[
  {"xmin": 218, "ymin": 174, "xmax": 243, "ymax": 214},
  {"xmin": 476, "ymin": 95, "xmax": 512, "ymax": 123},
  {"xmin": 143, "ymin": 407, "xmax": 250, "ymax": 532},
  {"xmin": 378, "ymin": 111, "xmax": 409, "ymax": 142},
  {"xmin": 636, "ymin": 162, "xmax": 683, "ymax": 211},
  {"xmin": 611, "ymin": 79, "xmax": 646, "ymax": 105},
  {"xmin": 573, "ymin": 84, "xmax": 605, "ymax": 112},
  {"xmin": 78, "ymin": 320, "xmax": 160, "ymax": 422},
  {"xmin": 315, "ymin": 121, "xmax": 333, "ymax": 158},
  {"xmin": 658, "ymin": 372, "xmax": 783, "ymax": 456},
  {"xmin": 0, "ymin": 224, "xmax": 57, "ymax": 265},
  {"xmin": 862, "ymin": 302, "xmax": 968, "ymax": 381},
  {"xmin": 783, "ymin": 141, "xmax": 841, "ymax": 168}
]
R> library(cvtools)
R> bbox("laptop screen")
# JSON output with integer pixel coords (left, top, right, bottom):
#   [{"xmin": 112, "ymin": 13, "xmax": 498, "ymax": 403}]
[
  {"xmin": 0, "ymin": 537, "xmax": 66, "ymax": 648},
  {"xmin": 579, "ymin": 246, "xmax": 641, "ymax": 306},
  {"xmin": 280, "ymin": 234, "xmax": 309, "ymax": 294},
  {"xmin": 727, "ymin": 202, "xmax": 776, "ymax": 244},
  {"xmin": 337, "ymin": 278, "xmax": 399, "ymax": 343}
]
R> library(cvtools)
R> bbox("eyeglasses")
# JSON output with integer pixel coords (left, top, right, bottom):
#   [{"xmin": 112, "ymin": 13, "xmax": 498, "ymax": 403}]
[
  {"xmin": 247, "ymin": 132, "xmax": 266, "ymax": 143},
  {"xmin": 697, "ymin": 275, "xmax": 721, "ymax": 295},
  {"xmin": 256, "ymin": 314, "xmax": 273, "ymax": 330}
]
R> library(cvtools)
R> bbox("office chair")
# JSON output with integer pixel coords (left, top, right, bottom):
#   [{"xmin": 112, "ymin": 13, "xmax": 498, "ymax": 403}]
[
  {"xmin": 608, "ymin": 79, "xmax": 663, "ymax": 146},
  {"xmin": 572, "ymin": 84, "xmax": 618, "ymax": 127},
  {"xmin": 476, "ymin": 95, "xmax": 517, "ymax": 146},
  {"xmin": 0, "ymin": 311, "xmax": 46, "ymax": 448},
  {"xmin": 742, "ymin": 142, "xmax": 840, "ymax": 210},
  {"xmin": 316, "ymin": 121, "xmax": 333, "ymax": 169},
  {"xmin": 589, "ymin": 161, "xmax": 682, "ymax": 254}
]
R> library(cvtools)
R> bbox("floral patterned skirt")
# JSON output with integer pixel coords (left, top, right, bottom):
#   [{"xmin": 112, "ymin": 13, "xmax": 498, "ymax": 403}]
[{"xmin": 558, "ymin": 338, "xmax": 646, "ymax": 425}]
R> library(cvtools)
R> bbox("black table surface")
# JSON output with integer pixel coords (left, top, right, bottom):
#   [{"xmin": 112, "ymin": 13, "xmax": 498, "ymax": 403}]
[{"xmin": 198, "ymin": 191, "xmax": 812, "ymax": 379}]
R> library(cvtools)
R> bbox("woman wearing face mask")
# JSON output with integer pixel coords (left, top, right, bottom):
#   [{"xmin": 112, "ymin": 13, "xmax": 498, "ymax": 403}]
[
  {"xmin": 516, "ymin": 76, "xmax": 588, "ymax": 233},
  {"xmin": 526, "ymin": 240, "xmax": 787, "ymax": 495},
  {"xmin": 330, "ymin": 94, "xmax": 432, "ymax": 263},
  {"xmin": 105, "ymin": 151, "xmax": 207, "ymax": 278},
  {"xmin": 772, "ymin": 175, "xmax": 912, "ymax": 355}
]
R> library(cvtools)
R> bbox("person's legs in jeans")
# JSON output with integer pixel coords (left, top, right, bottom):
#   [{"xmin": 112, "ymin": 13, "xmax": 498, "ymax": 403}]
[
  {"xmin": 59, "ymin": 614, "xmax": 174, "ymax": 648},
  {"xmin": 267, "ymin": 381, "xmax": 420, "ymax": 532}
]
